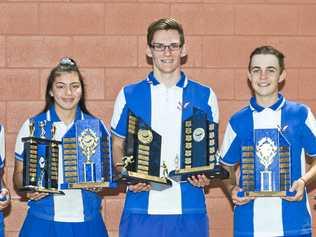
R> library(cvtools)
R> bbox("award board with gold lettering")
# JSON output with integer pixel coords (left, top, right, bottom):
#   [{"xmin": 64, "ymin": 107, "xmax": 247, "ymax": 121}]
[
  {"xmin": 238, "ymin": 128, "xmax": 294, "ymax": 197},
  {"xmin": 119, "ymin": 111, "xmax": 172, "ymax": 187},
  {"xmin": 21, "ymin": 120, "xmax": 62, "ymax": 194},
  {"xmin": 169, "ymin": 107, "xmax": 229, "ymax": 182},
  {"xmin": 61, "ymin": 119, "xmax": 116, "ymax": 189}
]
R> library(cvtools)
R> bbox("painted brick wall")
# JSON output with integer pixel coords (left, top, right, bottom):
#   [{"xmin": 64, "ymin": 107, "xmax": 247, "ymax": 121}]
[{"xmin": 1, "ymin": 1, "xmax": 316, "ymax": 236}]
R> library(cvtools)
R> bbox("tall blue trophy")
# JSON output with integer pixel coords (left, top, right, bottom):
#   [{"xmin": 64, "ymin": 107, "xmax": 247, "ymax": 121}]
[
  {"xmin": 61, "ymin": 119, "xmax": 116, "ymax": 189},
  {"xmin": 238, "ymin": 128, "xmax": 294, "ymax": 197},
  {"xmin": 169, "ymin": 107, "xmax": 228, "ymax": 182},
  {"xmin": 21, "ymin": 119, "xmax": 62, "ymax": 194}
]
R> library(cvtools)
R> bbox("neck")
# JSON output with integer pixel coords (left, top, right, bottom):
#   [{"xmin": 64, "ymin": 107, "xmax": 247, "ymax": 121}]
[
  {"xmin": 153, "ymin": 69, "xmax": 181, "ymax": 88},
  {"xmin": 255, "ymin": 94, "xmax": 279, "ymax": 108},
  {"xmin": 55, "ymin": 106, "xmax": 77, "ymax": 125}
]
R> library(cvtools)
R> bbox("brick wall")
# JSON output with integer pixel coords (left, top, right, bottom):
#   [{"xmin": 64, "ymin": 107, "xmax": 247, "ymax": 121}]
[{"xmin": 1, "ymin": 1, "xmax": 316, "ymax": 236}]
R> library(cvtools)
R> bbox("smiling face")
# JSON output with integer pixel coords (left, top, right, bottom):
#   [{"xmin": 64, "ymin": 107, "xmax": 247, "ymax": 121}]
[
  {"xmin": 49, "ymin": 71, "xmax": 82, "ymax": 114},
  {"xmin": 248, "ymin": 54, "xmax": 286, "ymax": 107},
  {"xmin": 146, "ymin": 30, "xmax": 187, "ymax": 78}
]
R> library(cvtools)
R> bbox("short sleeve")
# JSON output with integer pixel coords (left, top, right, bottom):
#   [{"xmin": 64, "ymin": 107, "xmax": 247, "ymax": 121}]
[
  {"xmin": 207, "ymin": 88, "xmax": 219, "ymax": 124},
  {"xmin": 111, "ymin": 88, "xmax": 129, "ymax": 138},
  {"xmin": 301, "ymin": 106, "xmax": 316, "ymax": 156},
  {"xmin": 220, "ymin": 121, "xmax": 241, "ymax": 166},
  {"xmin": 15, "ymin": 119, "xmax": 30, "ymax": 161}
]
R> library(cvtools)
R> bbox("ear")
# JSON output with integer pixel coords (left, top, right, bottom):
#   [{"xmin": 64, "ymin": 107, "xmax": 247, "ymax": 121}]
[
  {"xmin": 278, "ymin": 70, "xmax": 286, "ymax": 83},
  {"xmin": 146, "ymin": 45, "xmax": 153, "ymax": 58},
  {"xmin": 247, "ymin": 71, "xmax": 252, "ymax": 82},
  {"xmin": 180, "ymin": 44, "xmax": 187, "ymax": 58}
]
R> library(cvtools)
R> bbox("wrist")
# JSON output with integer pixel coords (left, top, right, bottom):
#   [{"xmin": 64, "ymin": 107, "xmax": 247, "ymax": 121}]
[{"xmin": 299, "ymin": 177, "xmax": 307, "ymax": 186}]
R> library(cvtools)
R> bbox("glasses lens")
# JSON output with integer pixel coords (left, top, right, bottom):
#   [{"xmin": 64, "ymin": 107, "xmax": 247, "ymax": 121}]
[
  {"xmin": 151, "ymin": 43, "xmax": 164, "ymax": 51},
  {"xmin": 169, "ymin": 43, "xmax": 180, "ymax": 51},
  {"xmin": 151, "ymin": 43, "xmax": 181, "ymax": 52}
]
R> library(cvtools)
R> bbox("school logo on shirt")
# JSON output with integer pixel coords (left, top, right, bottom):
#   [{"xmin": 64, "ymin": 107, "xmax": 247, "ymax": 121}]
[{"xmin": 177, "ymin": 101, "xmax": 190, "ymax": 110}]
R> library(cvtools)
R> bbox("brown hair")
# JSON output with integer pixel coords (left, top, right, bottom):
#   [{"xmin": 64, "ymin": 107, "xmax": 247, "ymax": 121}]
[
  {"xmin": 147, "ymin": 18, "xmax": 185, "ymax": 47},
  {"xmin": 248, "ymin": 46, "xmax": 285, "ymax": 73},
  {"xmin": 42, "ymin": 57, "xmax": 91, "ymax": 115}
]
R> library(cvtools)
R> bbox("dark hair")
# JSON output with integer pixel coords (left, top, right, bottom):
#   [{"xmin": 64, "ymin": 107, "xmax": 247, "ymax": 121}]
[
  {"xmin": 248, "ymin": 46, "xmax": 285, "ymax": 73},
  {"xmin": 42, "ymin": 57, "xmax": 91, "ymax": 115},
  {"xmin": 147, "ymin": 18, "xmax": 185, "ymax": 47}
]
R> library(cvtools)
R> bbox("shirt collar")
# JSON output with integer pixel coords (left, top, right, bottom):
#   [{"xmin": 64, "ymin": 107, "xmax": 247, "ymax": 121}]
[
  {"xmin": 146, "ymin": 71, "xmax": 188, "ymax": 88},
  {"xmin": 47, "ymin": 105, "xmax": 84, "ymax": 122},
  {"xmin": 249, "ymin": 94, "xmax": 285, "ymax": 112}
]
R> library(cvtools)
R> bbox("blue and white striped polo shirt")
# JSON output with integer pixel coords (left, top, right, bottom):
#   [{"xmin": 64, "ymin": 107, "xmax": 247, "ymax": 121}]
[
  {"xmin": 15, "ymin": 105, "xmax": 104, "ymax": 222},
  {"xmin": 111, "ymin": 71, "xmax": 219, "ymax": 215},
  {"xmin": 220, "ymin": 94, "xmax": 316, "ymax": 237}
]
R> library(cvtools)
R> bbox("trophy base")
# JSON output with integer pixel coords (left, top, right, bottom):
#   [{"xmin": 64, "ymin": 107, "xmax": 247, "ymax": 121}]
[
  {"xmin": 0, "ymin": 194, "xmax": 7, "ymax": 201},
  {"xmin": 169, "ymin": 165, "xmax": 229, "ymax": 182},
  {"xmin": 67, "ymin": 181, "xmax": 117, "ymax": 189},
  {"xmin": 238, "ymin": 190, "xmax": 296, "ymax": 197},
  {"xmin": 20, "ymin": 186, "xmax": 64, "ymax": 195},
  {"xmin": 120, "ymin": 170, "xmax": 172, "ymax": 187}
]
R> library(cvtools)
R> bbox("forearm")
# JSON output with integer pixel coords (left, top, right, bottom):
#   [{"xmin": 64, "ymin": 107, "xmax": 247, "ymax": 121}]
[
  {"xmin": 112, "ymin": 135, "xmax": 125, "ymax": 173},
  {"xmin": 13, "ymin": 160, "xmax": 24, "ymax": 190},
  {"xmin": 300, "ymin": 158, "xmax": 316, "ymax": 185},
  {"xmin": 221, "ymin": 165, "xmax": 237, "ymax": 194}
]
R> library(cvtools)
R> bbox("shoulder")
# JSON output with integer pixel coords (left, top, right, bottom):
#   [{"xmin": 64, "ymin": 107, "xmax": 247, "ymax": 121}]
[
  {"xmin": 186, "ymin": 79, "xmax": 216, "ymax": 99},
  {"xmin": 283, "ymin": 100, "xmax": 310, "ymax": 120},
  {"xmin": 229, "ymin": 106, "xmax": 252, "ymax": 127},
  {"xmin": 123, "ymin": 79, "xmax": 149, "ymax": 95},
  {"xmin": 31, "ymin": 111, "xmax": 47, "ymax": 122},
  {"xmin": 187, "ymin": 79, "xmax": 213, "ymax": 92}
]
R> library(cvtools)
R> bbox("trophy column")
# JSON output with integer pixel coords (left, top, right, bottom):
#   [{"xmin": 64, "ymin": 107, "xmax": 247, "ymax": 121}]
[{"xmin": 78, "ymin": 128, "xmax": 98, "ymax": 183}]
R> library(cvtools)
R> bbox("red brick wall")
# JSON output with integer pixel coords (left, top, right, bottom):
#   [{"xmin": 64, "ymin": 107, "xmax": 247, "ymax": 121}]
[{"xmin": 2, "ymin": 1, "xmax": 316, "ymax": 236}]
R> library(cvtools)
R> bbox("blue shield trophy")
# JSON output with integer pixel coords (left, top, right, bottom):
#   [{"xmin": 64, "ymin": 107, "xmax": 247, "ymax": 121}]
[
  {"xmin": 61, "ymin": 119, "xmax": 116, "ymax": 189},
  {"xmin": 21, "ymin": 120, "xmax": 62, "ymax": 194},
  {"xmin": 118, "ymin": 110, "xmax": 172, "ymax": 187},
  {"xmin": 169, "ymin": 107, "xmax": 229, "ymax": 182},
  {"xmin": 238, "ymin": 128, "xmax": 293, "ymax": 197}
]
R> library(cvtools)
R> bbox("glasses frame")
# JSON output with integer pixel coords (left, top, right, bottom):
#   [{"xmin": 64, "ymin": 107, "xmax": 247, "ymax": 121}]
[{"xmin": 150, "ymin": 42, "xmax": 182, "ymax": 52}]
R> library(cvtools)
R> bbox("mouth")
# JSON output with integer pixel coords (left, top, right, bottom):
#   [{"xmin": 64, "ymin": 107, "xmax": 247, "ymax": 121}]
[
  {"xmin": 62, "ymin": 98, "xmax": 75, "ymax": 103},
  {"xmin": 161, "ymin": 59, "xmax": 174, "ymax": 63},
  {"xmin": 257, "ymin": 82, "xmax": 271, "ymax": 87}
]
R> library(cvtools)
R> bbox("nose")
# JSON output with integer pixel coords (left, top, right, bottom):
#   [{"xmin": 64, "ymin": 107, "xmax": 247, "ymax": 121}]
[
  {"xmin": 65, "ymin": 86, "xmax": 72, "ymax": 95},
  {"xmin": 259, "ymin": 70, "xmax": 267, "ymax": 80},
  {"xmin": 163, "ymin": 46, "xmax": 172, "ymax": 55}
]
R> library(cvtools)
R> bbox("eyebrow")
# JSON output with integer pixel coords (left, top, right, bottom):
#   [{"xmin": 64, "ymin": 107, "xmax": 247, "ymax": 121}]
[
  {"xmin": 55, "ymin": 81, "xmax": 80, "ymax": 85},
  {"xmin": 251, "ymin": 66, "xmax": 277, "ymax": 70}
]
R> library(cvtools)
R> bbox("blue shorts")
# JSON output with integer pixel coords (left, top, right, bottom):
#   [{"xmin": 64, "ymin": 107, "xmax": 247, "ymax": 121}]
[
  {"xmin": 19, "ymin": 212, "xmax": 108, "ymax": 237},
  {"xmin": 119, "ymin": 212, "xmax": 209, "ymax": 237}
]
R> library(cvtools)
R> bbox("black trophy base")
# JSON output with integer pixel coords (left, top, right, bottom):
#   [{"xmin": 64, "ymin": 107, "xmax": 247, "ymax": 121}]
[
  {"xmin": 68, "ymin": 181, "xmax": 117, "ymax": 189},
  {"xmin": 238, "ymin": 190, "xmax": 295, "ymax": 197},
  {"xmin": 120, "ymin": 170, "xmax": 172, "ymax": 187},
  {"xmin": 169, "ymin": 165, "xmax": 229, "ymax": 182},
  {"xmin": 20, "ymin": 185, "xmax": 64, "ymax": 195}
]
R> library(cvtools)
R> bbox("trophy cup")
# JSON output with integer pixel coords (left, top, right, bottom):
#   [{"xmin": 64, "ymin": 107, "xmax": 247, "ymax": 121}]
[
  {"xmin": 169, "ymin": 107, "xmax": 229, "ymax": 182},
  {"xmin": 21, "ymin": 119, "xmax": 62, "ymax": 194},
  {"xmin": 238, "ymin": 128, "xmax": 294, "ymax": 197},
  {"xmin": 118, "ymin": 111, "xmax": 172, "ymax": 187},
  {"xmin": 61, "ymin": 119, "xmax": 116, "ymax": 189}
]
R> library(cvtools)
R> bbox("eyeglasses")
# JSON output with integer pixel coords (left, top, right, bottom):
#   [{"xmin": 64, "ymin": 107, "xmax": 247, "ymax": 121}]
[
  {"xmin": 59, "ymin": 57, "xmax": 76, "ymax": 67},
  {"xmin": 150, "ymin": 43, "xmax": 181, "ymax": 52}
]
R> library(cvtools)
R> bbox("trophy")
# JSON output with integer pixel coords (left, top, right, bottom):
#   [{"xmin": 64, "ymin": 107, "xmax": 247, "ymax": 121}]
[
  {"xmin": 169, "ymin": 107, "xmax": 229, "ymax": 182},
  {"xmin": 21, "ymin": 119, "xmax": 62, "ymax": 194},
  {"xmin": 238, "ymin": 128, "xmax": 294, "ymax": 197},
  {"xmin": 118, "ymin": 111, "xmax": 172, "ymax": 187},
  {"xmin": 60, "ymin": 119, "xmax": 116, "ymax": 189}
]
